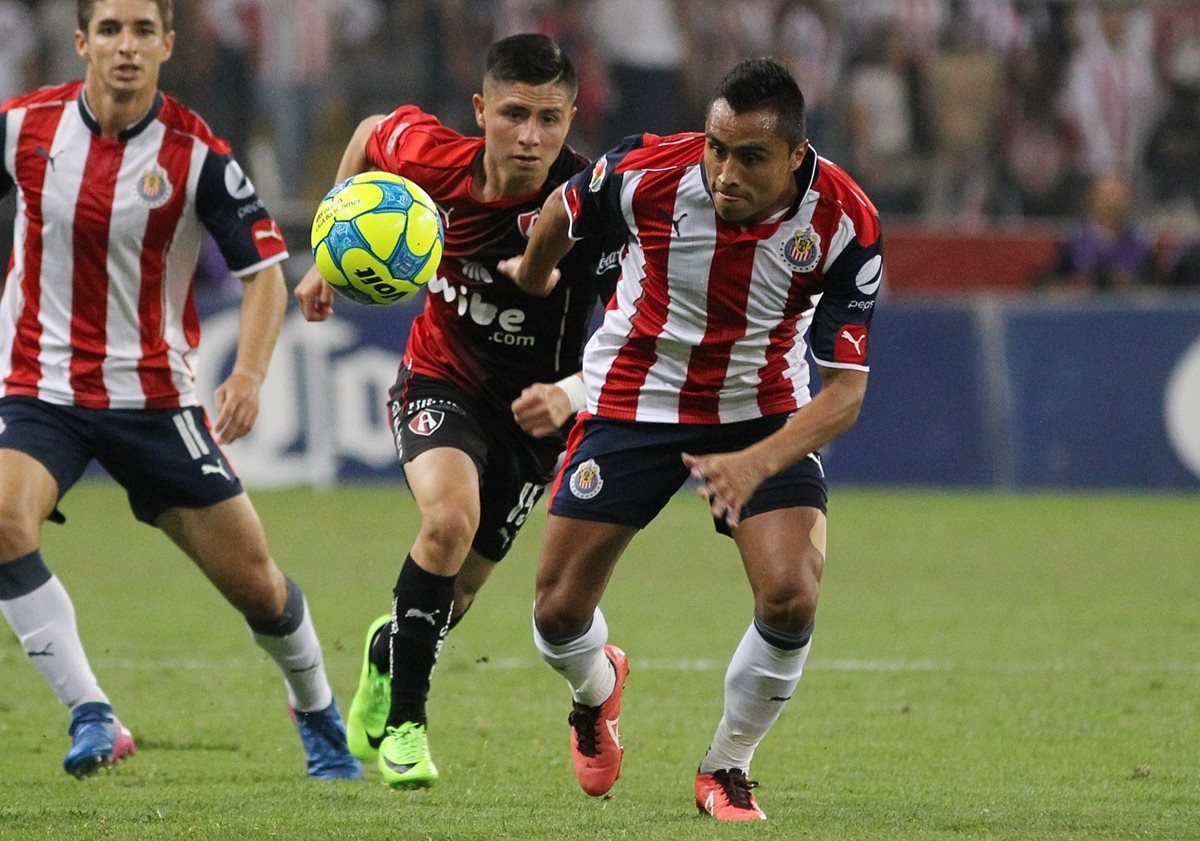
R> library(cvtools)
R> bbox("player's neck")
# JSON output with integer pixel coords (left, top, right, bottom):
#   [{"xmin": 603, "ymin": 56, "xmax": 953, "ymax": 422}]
[
  {"xmin": 473, "ymin": 153, "xmax": 541, "ymax": 202},
  {"xmin": 82, "ymin": 80, "xmax": 158, "ymax": 139}
]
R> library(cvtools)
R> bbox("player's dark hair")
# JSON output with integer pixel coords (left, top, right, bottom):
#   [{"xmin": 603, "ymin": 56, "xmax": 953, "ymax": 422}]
[
  {"xmin": 485, "ymin": 33, "xmax": 578, "ymax": 99},
  {"xmin": 78, "ymin": 0, "xmax": 174, "ymax": 33},
  {"xmin": 710, "ymin": 58, "xmax": 806, "ymax": 148}
]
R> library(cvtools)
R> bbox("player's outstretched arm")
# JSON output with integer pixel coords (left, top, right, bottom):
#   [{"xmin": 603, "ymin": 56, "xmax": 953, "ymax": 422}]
[
  {"xmin": 215, "ymin": 262, "xmax": 288, "ymax": 444},
  {"xmin": 295, "ymin": 114, "xmax": 388, "ymax": 321},
  {"xmin": 498, "ymin": 188, "xmax": 573, "ymax": 296},
  {"xmin": 683, "ymin": 366, "xmax": 868, "ymax": 527}
]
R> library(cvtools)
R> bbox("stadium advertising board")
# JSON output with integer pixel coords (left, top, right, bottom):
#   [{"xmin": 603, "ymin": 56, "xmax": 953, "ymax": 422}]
[{"xmin": 195, "ymin": 295, "xmax": 1200, "ymax": 490}]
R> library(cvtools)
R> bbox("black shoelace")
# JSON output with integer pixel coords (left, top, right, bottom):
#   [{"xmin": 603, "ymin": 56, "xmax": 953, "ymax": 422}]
[
  {"xmin": 568, "ymin": 703, "xmax": 601, "ymax": 757},
  {"xmin": 714, "ymin": 769, "xmax": 759, "ymax": 809}
]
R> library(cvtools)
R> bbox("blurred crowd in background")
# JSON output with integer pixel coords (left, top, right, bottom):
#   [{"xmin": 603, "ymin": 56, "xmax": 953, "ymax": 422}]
[{"xmin": 3, "ymin": 0, "xmax": 1200, "ymax": 291}]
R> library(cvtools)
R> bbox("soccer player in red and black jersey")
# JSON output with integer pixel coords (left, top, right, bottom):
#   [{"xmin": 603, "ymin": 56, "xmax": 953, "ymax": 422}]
[
  {"xmin": 293, "ymin": 34, "xmax": 619, "ymax": 788},
  {"xmin": 0, "ymin": 0, "xmax": 359, "ymax": 780},
  {"xmin": 505, "ymin": 57, "xmax": 882, "ymax": 820}
]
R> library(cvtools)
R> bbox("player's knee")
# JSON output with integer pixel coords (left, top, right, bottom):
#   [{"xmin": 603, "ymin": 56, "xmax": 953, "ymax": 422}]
[
  {"xmin": 0, "ymin": 500, "xmax": 41, "ymax": 560},
  {"xmin": 755, "ymin": 555, "xmax": 823, "ymax": 632},
  {"xmin": 416, "ymin": 504, "xmax": 478, "ymax": 562},
  {"xmin": 226, "ymin": 558, "xmax": 288, "ymax": 619},
  {"xmin": 533, "ymin": 593, "xmax": 591, "ymax": 640}
]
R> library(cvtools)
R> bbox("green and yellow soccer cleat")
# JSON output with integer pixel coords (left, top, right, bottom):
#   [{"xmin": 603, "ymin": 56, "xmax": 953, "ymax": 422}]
[
  {"xmin": 347, "ymin": 614, "xmax": 392, "ymax": 761},
  {"xmin": 377, "ymin": 721, "xmax": 439, "ymax": 789}
]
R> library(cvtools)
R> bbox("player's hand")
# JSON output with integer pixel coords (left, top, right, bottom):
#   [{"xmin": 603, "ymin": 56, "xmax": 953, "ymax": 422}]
[
  {"xmin": 682, "ymin": 450, "xmax": 769, "ymax": 529},
  {"xmin": 512, "ymin": 381, "xmax": 574, "ymax": 438},
  {"xmin": 294, "ymin": 265, "xmax": 334, "ymax": 321},
  {"xmin": 213, "ymin": 370, "xmax": 263, "ymax": 444},
  {"xmin": 497, "ymin": 255, "xmax": 561, "ymax": 290}
]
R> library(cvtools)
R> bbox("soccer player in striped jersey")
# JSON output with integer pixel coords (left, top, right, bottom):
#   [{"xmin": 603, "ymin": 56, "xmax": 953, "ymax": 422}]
[
  {"xmin": 0, "ymin": 0, "xmax": 359, "ymax": 780},
  {"xmin": 504, "ymin": 57, "xmax": 882, "ymax": 820},
  {"xmin": 294, "ymin": 34, "xmax": 619, "ymax": 789}
]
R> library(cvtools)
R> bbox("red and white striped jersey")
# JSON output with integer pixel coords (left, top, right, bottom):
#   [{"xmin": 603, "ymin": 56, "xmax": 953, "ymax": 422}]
[
  {"xmin": 0, "ymin": 82, "xmax": 288, "ymax": 410},
  {"xmin": 561, "ymin": 133, "xmax": 883, "ymax": 424}
]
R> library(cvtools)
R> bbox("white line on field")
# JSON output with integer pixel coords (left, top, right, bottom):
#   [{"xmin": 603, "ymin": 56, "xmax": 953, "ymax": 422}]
[{"xmin": 77, "ymin": 656, "xmax": 1200, "ymax": 674}]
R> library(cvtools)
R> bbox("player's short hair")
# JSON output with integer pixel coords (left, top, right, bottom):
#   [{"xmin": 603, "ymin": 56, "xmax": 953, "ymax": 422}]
[
  {"xmin": 484, "ymin": 33, "xmax": 578, "ymax": 99},
  {"xmin": 78, "ymin": 0, "xmax": 173, "ymax": 33},
  {"xmin": 710, "ymin": 58, "xmax": 806, "ymax": 149}
]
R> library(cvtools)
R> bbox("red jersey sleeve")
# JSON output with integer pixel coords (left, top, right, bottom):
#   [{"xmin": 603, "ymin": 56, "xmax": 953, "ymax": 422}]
[{"xmin": 366, "ymin": 106, "xmax": 457, "ymax": 176}]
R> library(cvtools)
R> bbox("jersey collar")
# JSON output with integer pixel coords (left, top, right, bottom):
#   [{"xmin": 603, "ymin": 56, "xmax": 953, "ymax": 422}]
[{"xmin": 77, "ymin": 89, "xmax": 164, "ymax": 141}]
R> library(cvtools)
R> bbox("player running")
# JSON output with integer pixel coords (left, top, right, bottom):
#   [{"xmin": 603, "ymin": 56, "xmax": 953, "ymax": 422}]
[
  {"xmin": 294, "ymin": 33, "xmax": 619, "ymax": 788},
  {"xmin": 503, "ymin": 57, "xmax": 882, "ymax": 819},
  {"xmin": 0, "ymin": 0, "xmax": 359, "ymax": 779}
]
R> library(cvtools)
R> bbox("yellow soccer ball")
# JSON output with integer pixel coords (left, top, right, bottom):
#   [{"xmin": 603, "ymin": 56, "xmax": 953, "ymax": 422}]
[{"xmin": 310, "ymin": 172, "xmax": 443, "ymax": 305}]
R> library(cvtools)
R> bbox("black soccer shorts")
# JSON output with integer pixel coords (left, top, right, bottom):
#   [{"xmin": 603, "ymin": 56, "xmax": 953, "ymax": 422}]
[
  {"xmin": 548, "ymin": 412, "xmax": 828, "ymax": 537},
  {"xmin": 387, "ymin": 372, "xmax": 563, "ymax": 561},
  {"xmin": 0, "ymin": 395, "xmax": 244, "ymax": 525}
]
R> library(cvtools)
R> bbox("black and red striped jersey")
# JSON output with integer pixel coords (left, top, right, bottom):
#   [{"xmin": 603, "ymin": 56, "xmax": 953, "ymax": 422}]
[
  {"xmin": 0, "ymin": 81, "xmax": 287, "ymax": 410},
  {"xmin": 561, "ymin": 133, "xmax": 883, "ymax": 424},
  {"xmin": 366, "ymin": 106, "xmax": 620, "ymax": 406}
]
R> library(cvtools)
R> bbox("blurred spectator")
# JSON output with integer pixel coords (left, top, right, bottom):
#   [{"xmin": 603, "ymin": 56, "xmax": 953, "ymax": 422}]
[
  {"xmin": 201, "ymin": 0, "xmax": 258, "ymax": 162},
  {"xmin": 340, "ymin": 0, "xmax": 432, "ymax": 125},
  {"xmin": 1143, "ymin": 6, "xmax": 1200, "ymax": 221},
  {"xmin": 32, "ymin": 0, "xmax": 78, "ymax": 87},
  {"xmin": 590, "ymin": 0, "xmax": 689, "ymax": 140},
  {"xmin": 994, "ymin": 11, "xmax": 1083, "ymax": 219},
  {"xmin": 1036, "ymin": 172, "xmax": 1155, "ymax": 294},
  {"xmin": 773, "ymin": 0, "xmax": 845, "ymax": 154},
  {"xmin": 241, "ymin": 0, "xmax": 381, "ymax": 203},
  {"xmin": 680, "ymin": 0, "xmax": 778, "ymax": 126},
  {"xmin": 1144, "ymin": 76, "xmax": 1200, "ymax": 221},
  {"xmin": 844, "ymin": 27, "xmax": 922, "ymax": 215},
  {"xmin": 434, "ymin": 0, "xmax": 501, "ymax": 133},
  {"xmin": 1058, "ymin": 6, "xmax": 1160, "ymax": 181},
  {"xmin": 844, "ymin": 0, "xmax": 949, "ymax": 152},
  {"xmin": 921, "ymin": 13, "xmax": 1003, "ymax": 223},
  {"xmin": 0, "ymin": 0, "xmax": 36, "ymax": 102},
  {"xmin": 1165, "ymin": 239, "xmax": 1200, "ymax": 288}
]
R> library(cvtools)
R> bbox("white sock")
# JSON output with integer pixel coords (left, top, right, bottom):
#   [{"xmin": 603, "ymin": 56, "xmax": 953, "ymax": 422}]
[
  {"xmin": 699, "ymin": 622, "xmax": 811, "ymax": 775},
  {"xmin": 0, "ymin": 575, "xmax": 109, "ymax": 709},
  {"xmin": 249, "ymin": 596, "xmax": 333, "ymax": 712},
  {"xmin": 533, "ymin": 606, "xmax": 614, "ymax": 706}
]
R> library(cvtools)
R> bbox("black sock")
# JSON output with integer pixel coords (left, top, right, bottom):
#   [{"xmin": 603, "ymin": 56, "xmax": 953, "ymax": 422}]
[{"xmin": 388, "ymin": 555, "xmax": 455, "ymax": 728}]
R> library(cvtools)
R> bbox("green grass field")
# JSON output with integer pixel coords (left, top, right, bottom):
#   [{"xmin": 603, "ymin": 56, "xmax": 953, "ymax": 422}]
[{"xmin": 1, "ymin": 484, "xmax": 1197, "ymax": 840}]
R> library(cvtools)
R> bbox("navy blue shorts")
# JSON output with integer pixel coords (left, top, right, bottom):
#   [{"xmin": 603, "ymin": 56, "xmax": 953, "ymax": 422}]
[
  {"xmin": 548, "ymin": 413, "xmax": 827, "ymax": 537},
  {"xmin": 0, "ymin": 395, "xmax": 243, "ymax": 525},
  {"xmin": 388, "ymin": 371, "xmax": 564, "ymax": 561}
]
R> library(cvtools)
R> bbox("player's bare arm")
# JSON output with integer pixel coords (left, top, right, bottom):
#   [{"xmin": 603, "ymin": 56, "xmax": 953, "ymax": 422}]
[
  {"xmin": 294, "ymin": 114, "xmax": 388, "ymax": 321},
  {"xmin": 216, "ymin": 262, "xmax": 288, "ymax": 444},
  {"xmin": 511, "ymin": 372, "xmax": 585, "ymax": 438},
  {"xmin": 683, "ymin": 366, "xmax": 868, "ymax": 527},
  {"xmin": 498, "ymin": 188, "xmax": 573, "ymax": 296}
]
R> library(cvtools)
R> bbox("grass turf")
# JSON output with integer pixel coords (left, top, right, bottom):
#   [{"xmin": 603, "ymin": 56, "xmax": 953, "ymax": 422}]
[{"xmin": 0, "ymin": 484, "xmax": 1196, "ymax": 839}]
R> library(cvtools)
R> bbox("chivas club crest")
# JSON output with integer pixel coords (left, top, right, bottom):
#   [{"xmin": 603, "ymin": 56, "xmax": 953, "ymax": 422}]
[
  {"xmin": 136, "ymin": 164, "xmax": 173, "ymax": 208},
  {"xmin": 569, "ymin": 459, "xmax": 604, "ymax": 499},
  {"xmin": 782, "ymin": 226, "xmax": 822, "ymax": 272}
]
